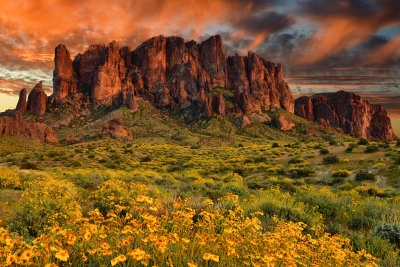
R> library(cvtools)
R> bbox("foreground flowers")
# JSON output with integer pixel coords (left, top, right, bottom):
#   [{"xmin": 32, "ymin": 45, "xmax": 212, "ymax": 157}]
[{"xmin": 0, "ymin": 189, "xmax": 377, "ymax": 266}]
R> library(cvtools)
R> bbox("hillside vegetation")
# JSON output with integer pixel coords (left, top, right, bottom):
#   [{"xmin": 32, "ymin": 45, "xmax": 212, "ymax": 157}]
[{"xmin": 1, "ymin": 102, "xmax": 400, "ymax": 266}]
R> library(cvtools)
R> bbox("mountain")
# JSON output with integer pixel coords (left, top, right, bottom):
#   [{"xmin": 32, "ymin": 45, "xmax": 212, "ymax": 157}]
[
  {"xmin": 295, "ymin": 90, "xmax": 398, "ymax": 141},
  {"xmin": 52, "ymin": 35, "xmax": 294, "ymax": 116},
  {"xmin": 0, "ymin": 34, "xmax": 397, "ymax": 142}
]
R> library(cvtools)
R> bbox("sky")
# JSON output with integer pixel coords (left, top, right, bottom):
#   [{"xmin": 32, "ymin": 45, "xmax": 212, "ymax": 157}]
[{"xmin": 0, "ymin": 0, "xmax": 399, "ymax": 131}]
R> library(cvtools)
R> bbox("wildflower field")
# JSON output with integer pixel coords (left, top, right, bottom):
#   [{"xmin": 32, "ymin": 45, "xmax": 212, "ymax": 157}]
[{"xmin": 1, "ymin": 119, "xmax": 400, "ymax": 266}]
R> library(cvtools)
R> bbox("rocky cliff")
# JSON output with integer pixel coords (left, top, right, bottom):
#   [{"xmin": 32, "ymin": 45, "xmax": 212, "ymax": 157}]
[
  {"xmin": 0, "ymin": 82, "xmax": 58, "ymax": 143},
  {"xmin": 295, "ymin": 90, "xmax": 398, "ymax": 141},
  {"xmin": 52, "ymin": 35, "xmax": 294, "ymax": 115}
]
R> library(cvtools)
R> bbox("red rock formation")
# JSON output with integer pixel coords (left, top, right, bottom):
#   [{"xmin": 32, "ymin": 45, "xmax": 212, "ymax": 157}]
[
  {"xmin": 102, "ymin": 119, "xmax": 132, "ymax": 139},
  {"xmin": 16, "ymin": 89, "xmax": 27, "ymax": 115},
  {"xmin": 294, "ymin": 96, "xmax": 314, "ymax": 121},
  {"xmin": 92, "ymin": 41, "xmax": 130, "ymax": 102},
  {"xmin": 275, "ymin": 113, "xmax": 295, "ymax": 131},
  {"xmin": 228, "ymin": 52, "xmax": 294, "ymax": 114},
  {"xmin": 53, "ymin": 44, "xmax": 77, "ymax": 101},
  {"xmin": 27, "ymin": 82, "xmax": 47, "ymax": 116},
  {"xmin": 52, "ymin": 35, "xmax": 295, "ymax": 117},
  {"xmin": 0, "ymin": 112, "xmax": 58, "ymax": 143},
  {"xmin": 294, "ymin": 90, "xmax": 398, "ymax": 140}
]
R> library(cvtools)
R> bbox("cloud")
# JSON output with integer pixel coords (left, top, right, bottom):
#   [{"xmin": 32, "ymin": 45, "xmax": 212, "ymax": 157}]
[{"xmin": 295, "ymin": 0, "xmax": 400, "ymax": 65}]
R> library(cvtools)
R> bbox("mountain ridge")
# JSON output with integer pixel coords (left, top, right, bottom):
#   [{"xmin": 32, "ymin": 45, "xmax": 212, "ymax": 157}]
[{"xmin": 0, "ymin": 34, "xmax": 397, "ymax": 142}]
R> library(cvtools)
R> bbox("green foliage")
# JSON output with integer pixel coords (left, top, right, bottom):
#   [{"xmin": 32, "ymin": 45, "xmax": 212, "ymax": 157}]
[
  {"xmin": 373, "ymin": 223, "xmax": 400, "ymax": 246},
  {"xmin": 323, "ymin": 155, "xmax": 339, "ymax": 164},
  {"xmin": 10, "ymin": 179, "xmax": 81, "ymax": 237},
  {"xmin": 331, "ymin": 169, "xmax": 351, "ymax": 177},
  {"xmin": 319, "ymin": 148, "xmax": 329, "ymax": 155},
  {"xmin": 365, "ymin": 145, "xmax": 379, "ymax": 153},
  {"xmin": 355, "ymin": 171, "xmax": 376, "ymax": 182},
  {"xmin": 359, "ymin": 138, "xmax": 369, "ymax": 145}
]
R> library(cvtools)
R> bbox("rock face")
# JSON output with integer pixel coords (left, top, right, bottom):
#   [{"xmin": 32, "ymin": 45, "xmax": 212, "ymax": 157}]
[
  {"xmin": 52, "ymin": 35, "xmax": 294, "ymax": 116},
  {"xmin": 0, "ymin": 112, "xmax": 58, "ymax": 143},
  {"xmin": 16, "ymin": 89, "xmax": 27, "ymax": 115},
  {"xmin": 53, "ymin": 44, "xmax": 77, "ymax": 101},
  {"xmin": 275, "ymin": 113, "xmax": 295, "ymax": 131},
  {"xmin": 27, "ymin": 82, "xmax": 48, "ymax": 115},
  {"xmin": 0, "ymin": 83, "xmax": 58, "ymax": 143},
  {"xmin": 102, "ymin": 119, "xmax": 133, "ymax": 139},
  {"xmin": 295, "ymin": 90, "xmax": 398, "ymax": 140}
]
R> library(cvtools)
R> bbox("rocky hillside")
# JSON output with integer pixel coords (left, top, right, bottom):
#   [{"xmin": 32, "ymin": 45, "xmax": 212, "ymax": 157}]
[{"xmin": 295, "ymin": 90, "xmax": 398, "ymax": 141}]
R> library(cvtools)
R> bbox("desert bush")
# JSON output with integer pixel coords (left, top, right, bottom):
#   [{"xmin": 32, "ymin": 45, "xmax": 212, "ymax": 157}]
[
  {"xmin": 365, "ymin": 145, "xmax": 379, "ymax": 153},
  {"xmin": 355, "ymin": 171, "xmax": 376, "ymax": 182},
  {"xmin": 345, "ymin": 147, "xmax": 353, "ymax": 152},
  {"xmin": 0, "ymin": 194, "xmax": 377, "ymax": 266},
  {"xmin": 323, "ymin": 155, "xmax": 339, "ymax": 164},
  {"xmin": 359, "ymin": 138, "xmax": 369, "ymax": 145},
  {"xmin": 288, "ymin": 157, "xmax": 305, "ymax": 165},
  {"xmin": 329, "ymin": 140, "xmax": 338, "ymax": 146},
  {"xmin": 319, "ymin": 148, "xmax": 329, "ymax": 155},
  {"xmin": 272, "ymin": 142, "xmax": 279, "ymax": 148},
  {"xmin": 10, "ymin": 179, "xmax": 81, "ymax": 237},
  {"xmin": 348, "ymin": 215, "xmax": 374, "ymax": 230},
  {"xmin": 19, "ymin": 161, "xmax": 40, "ymax": 170},
  {"xmin": 331, "ymin": 169, "xmax": 351, "ymax": 177},
  {"xmin": 90, "ymin": 179, "xmax": 135, "ymax": 215},
  {"xmin": 373, "ymin": 223, "xmax": 400, "ymax": 246},
  {"xmin": 288, "ymin": 167, "xmax": 315, "ymax": 178}
]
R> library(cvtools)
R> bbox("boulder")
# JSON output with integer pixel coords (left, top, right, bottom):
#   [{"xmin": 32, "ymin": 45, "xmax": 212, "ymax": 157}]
[
  {"xmin": 275, "ymin": 113, "xmax": 295, "ymax": 131},
  {"xmin": 102, "ymin": 119, "xmax": 133, "ymax": 139},
  {"xmin": 238, "ymin": 115, "xmax": 251, "ymax": 128}
]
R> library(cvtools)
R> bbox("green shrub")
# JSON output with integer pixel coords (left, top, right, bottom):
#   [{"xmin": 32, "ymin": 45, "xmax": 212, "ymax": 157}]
[
  {"xmin": 288, "ymin": 167, "xmax": 315, "ymax": 178},
  {"xmin": 90, "ymin": 179, "xmax": 133, "ymax": 215},
  {"xmin": 359, "ymin": 138, "xmax": 369, "ymax": 145},
  {"xmin": 329, "ymin": 140, "xmax": 337, "ymax": 145},
  {"xmin": 365, "ymin": 145, "xmax": 379, "ymax": 153},
  {"xmin": 10, "ymin": 179, "xmax": 81, "ymax": 237},
  {"xmin": 288, "ymin": 157, "xmax": 305, "ymax": 165},
  {"xmin": 323, "ymin": 155, "xmax": 339, "ymax": 164},
  {"xmin": 348, "ymin": 215, "xmax": 374, "ymax": 230},
  {"xmin": 355, "ymin": 171, "xmax": 376, "ymax": 182},
  {"xmin": 19, "ymin": 161, "xmax": 40, "ymax": 170},
  {"xmin": 345, "ymin": 147, "xmax": 353, "ymax": 152},
  {"xmin": 272, "ymin": 142, "xmax": 279, "ymax": 148},
  {"xmin": 372, "ymin": 223, "xmax": 400, "ymax": 246},
  {"xmin": 319, "ymin": 148, "xmax": 329, "ymax": 155},
  {"xmin": 331, "ymin": 169, "xmax": 351, "ymax": 177}
]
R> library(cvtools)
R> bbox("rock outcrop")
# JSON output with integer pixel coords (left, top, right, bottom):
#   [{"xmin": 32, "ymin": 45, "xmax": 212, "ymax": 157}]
[
  {"xmin": 52, "ymin": 35, "xmax": 294, "ymax": 116},
  {"xmin": 0, "ymin": 84, "xmax": 58, "ymax": 143},
  {"xmin": 27, "ymin": 82, "xmax": 47, "ymax": 116},
  {"xmin": 275, "ymin": 113, "xmax": 295, "ymax": 131},
  {"xmin": 0, "ymin": 111, "xmax": 58, "ymax": 143},
  {"xmin": 102, "ymin": 119, "xmax": 133, "ymax": 139},
  {"xmin": 53, "ymin": 44, "xmax": 77, "ymax": 102},
  {"xmin": 16, "ymin": 89, "xmax": 27, "ymax": 115},
  {"xmin": 295, "ymin": 90, "xmax": 398, "ymax": 140}
]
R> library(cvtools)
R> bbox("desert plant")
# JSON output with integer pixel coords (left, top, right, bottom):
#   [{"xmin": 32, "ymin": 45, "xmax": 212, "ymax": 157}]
[
  {"xmin": 319, "ymin": 148, "xmax": 329, "ymax": 155},
  {"xmin": 331, "ymin": 169, "xmax": 351, "ymax": 177},
  {"xmin": 364, "ymin": 145, "xmax": 379, "ymax": 153},
  {"xmin": 355, "ymin": 171, "xmax": 376, "ymax": 182},
  {"xmin": 323, "ymin": 155, "xmax": 339, "ymax": 164},
  {"xmin": 372, "ymin": 223, "xmax": 400, "ymax": 246}
]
